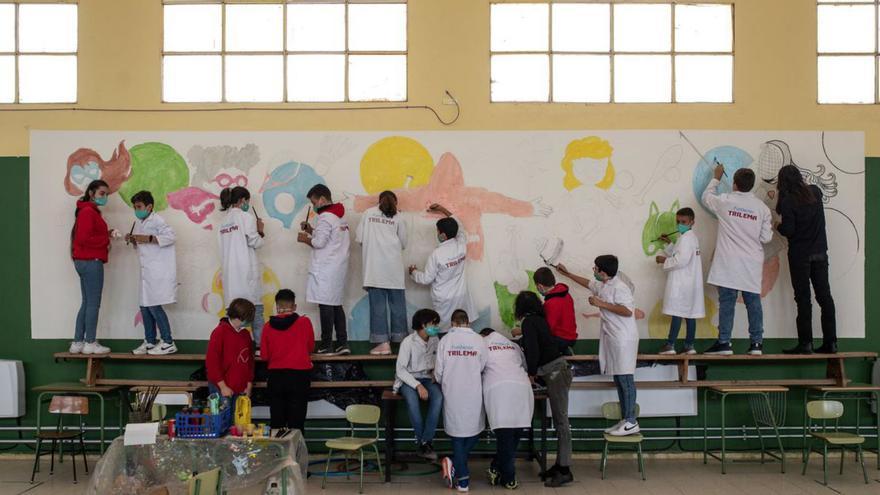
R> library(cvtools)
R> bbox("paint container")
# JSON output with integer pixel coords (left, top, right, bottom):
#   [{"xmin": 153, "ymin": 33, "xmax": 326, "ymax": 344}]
[{"xmin": 167, "ymin": 419, "xmax": 175, "ymax": 439}]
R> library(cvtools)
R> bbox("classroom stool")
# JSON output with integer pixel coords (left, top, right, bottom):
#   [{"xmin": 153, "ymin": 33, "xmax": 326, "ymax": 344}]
[
  {"xmin": 30, "ymin": 396, "xmax": 89, "ymax": 484},
  {"xmin": 703, "ymin": 386, "xmax": 788, "ymax": 474},
  {"xmin": 600, "ymin": 402, "xmax": 646, "ymax": 481},
  {"xmin": 802, "ymin": 385, "xmax": 880, "ymax": 470}
]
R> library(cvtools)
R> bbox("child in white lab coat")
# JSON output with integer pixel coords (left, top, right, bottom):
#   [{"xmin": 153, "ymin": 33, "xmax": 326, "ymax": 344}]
[
  {"xmin": 298, "ymin": 184, "xmax": 351, "ymax": 356},
  {"xmin": 480, "ymin": 328, "xmax": 534, "ymax": 490},
  {"xmin": 218, "ymin": 186, "xmax": 265, "ymax": 349},
  {"xmin": 127, "ymin": 191, "xmax": 178, "ymax": 355},
  {"xmin": 435, "ymin": 310, "xmax": 487, "ymax": 492},
  {"xmin": 409, "ymin": 204, "xmax": 476, "ymax": 328},
  {"xmin": 655, "ymin": 207, "xmax": 705, "ymax": 355}
]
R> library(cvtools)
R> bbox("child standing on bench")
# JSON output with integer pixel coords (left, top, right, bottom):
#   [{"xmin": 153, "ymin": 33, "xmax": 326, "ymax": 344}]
[
  {"xmin": 206, "ymin": 298, "xmax": 256, "ymax": 404},
  {"xmin": 393, "ymin": 309, "xmax": 442, "ymax": 461},
  {"xmin": 261, "ymin": 289, "xmax": 314, "ymax": 433}
]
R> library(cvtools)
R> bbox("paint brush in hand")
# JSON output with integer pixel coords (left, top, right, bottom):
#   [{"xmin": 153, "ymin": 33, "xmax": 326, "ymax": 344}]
[
  {"xmin": 652, "ymin": 231, "xmax": 679, "ymax": 242},
  {"xmin": 300, "ymin": 206, "xmax": 312, "ymax": 232},
  {"xmin": 126, "ymin": 222, "xmax": 135, "ymax": 246}
]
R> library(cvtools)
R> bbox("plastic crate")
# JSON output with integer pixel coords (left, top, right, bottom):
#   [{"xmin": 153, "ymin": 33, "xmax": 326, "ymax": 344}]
[{"xmin": 174, "ymin": 405, "xmax": 233, "ymax": 438}]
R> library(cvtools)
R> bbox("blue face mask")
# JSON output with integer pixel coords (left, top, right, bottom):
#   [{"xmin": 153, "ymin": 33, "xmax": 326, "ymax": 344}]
[
  {"xmin": 94, "ymin": 197, "xmax": 108, "ymax": 207},
  {"xmin": 135, "ymin": 209, "xmax": 150, "ymax": 220},
  {"xmin": 240, "ymin": 202, "xmax": 250, "ymax": 213},
  {"xmin": 425, "ymin": 326, "xmax": 440, "ymax": 337},
  {"xmin": 677, "ymin": 223, "xmax": 691, "ymax": 235}
]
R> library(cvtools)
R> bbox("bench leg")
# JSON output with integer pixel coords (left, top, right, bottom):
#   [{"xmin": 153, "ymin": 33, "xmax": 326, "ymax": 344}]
[
  {"xmin": 703, "ymin": 389, "xmax": 708, "ymax": 465},
  {"xmin": 383, "ymin": 398, "xmax": 394, "ymax": 483},
  {"xmin": 70, "ymin": 440, "xmax": 77, "ymax": 484},
  {"xmin": 720, "ymin": 394, "xmax": 727, "ymax": 474},
  {"xmin": 764, "ymin": 394, "xmax": 785, "ymax": 474}
]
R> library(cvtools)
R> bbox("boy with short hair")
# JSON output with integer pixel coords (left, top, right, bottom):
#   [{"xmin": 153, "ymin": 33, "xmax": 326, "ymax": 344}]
[
  {"xmin": 206, "ymin": 298, "xmax": 256, "ymax": 400},
  {"xmin": 702, "ymin": 165, "xmax": 773, "ymax": 356},
  {"xmin": 655, "ymin": 207, "xmax": 705, "ymax": 355},
  {"xmin": 532, "ymin": 267, "xmax": 578, "ymax": 355}
]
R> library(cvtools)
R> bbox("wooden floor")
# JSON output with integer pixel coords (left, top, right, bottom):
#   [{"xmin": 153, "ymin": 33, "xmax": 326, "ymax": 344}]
[{"xmin": 3, "ymin": 454, "xmax": 879, "ymax": 495}]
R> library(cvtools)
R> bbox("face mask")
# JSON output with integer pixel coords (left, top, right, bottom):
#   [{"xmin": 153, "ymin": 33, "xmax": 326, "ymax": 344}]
[
  {"xmin": 135, "ymin": 209, "xmax": 150, "ymax": 220},
  {"xmin": 594, "ymin": 273, "xmax": 604, "ymax": 282},
  {"xmin": 94, "ymin": 197, "xmax": 108, "ymax": 206},
  {"xmin": 240, "ymin": 203, "xmax": 250, "ymax": 213},
  {"xmin": 425, "ymin": 326, "xmax": 440, "ymax": 337},
  {"xmin": 437, "ymin": 234, "xmax": 445, "ymax": 243},
  {"xmin": 677, "ymin": 223, "xmax": 691, "ymax": 235}
]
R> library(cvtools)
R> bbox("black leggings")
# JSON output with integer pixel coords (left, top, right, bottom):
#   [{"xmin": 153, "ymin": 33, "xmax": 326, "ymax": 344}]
[
  {"xmin": 267, "ymin": 369, "xmax": 311, "ymax": 432},
  {"xmin": 319, "ymin": 304, "xmax": 347, "ymax": 347},
  {"xmin": 788, "ymin": 253, "xmax": 836, "ymax": 345}
]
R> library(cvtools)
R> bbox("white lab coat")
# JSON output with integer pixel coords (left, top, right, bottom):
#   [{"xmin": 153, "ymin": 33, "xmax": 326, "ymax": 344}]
[
  {"xmin": 588, "ymin": 277, "xmax": 639, "ymax": 376},
  {"xmin": 306, "ymin": 208, "xmax": 351, "ymax": 306},
  {"xmin": 393, "ymin": 332, "xmax": 438, "ymax": 393},
  {"xmin": 702, "ymin": 179, "xmax": 773, "ymax": 294},
  {"xmin": 356, "ymin": 206, "xmax": 407, "ymax": 289},
  {"xmin": 661, "ymin": 230, "xmax": 705, "ymax": 319},
  {"xmin": 434, "ymin": 326, "xmax": 488, "ymax": 437},
  {"xmin": 411, "ymin": 225, "xmax": 476, "ymax": 326},
  {"xmin": 482, "ymin": 332, "xmax": 534, "ymax": 430},
  {"xmin": 133, "ymin": 213, "xmax": 177, "ymax": 307},
  {"xmin": 218, "ymin": 207, "xmax": 263, "ymax": 304}
]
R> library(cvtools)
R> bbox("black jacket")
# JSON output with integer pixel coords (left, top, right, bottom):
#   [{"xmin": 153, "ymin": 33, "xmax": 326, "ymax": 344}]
[
  {"xmin": 776, "ymin": 185, "xmax": 828, "ymax": 261},
  {"xmin": 520, "ymin": 314, "xmax": 562, "ymax": 376}
]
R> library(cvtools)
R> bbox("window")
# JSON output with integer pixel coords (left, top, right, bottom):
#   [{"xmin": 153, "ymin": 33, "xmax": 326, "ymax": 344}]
[
  {"xmin": 162, "ymin": 1, "xmax": 407, "ymax": 103},
  {"xmin": 817, "ymin": 0, "xmax": 878, "ymax": 104},
  {"xmin": 0, "ymin": 2, "xmax": 77, "ymax": 104},
  {"xmin": 490, "ymin": 2, "xmax": 733, "ymax": 103}
]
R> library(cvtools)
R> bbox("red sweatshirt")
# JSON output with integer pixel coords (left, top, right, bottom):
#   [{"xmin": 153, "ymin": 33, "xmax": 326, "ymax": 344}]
[
  {"xmin": 260, "ymin": 313, "xmax": 315, "ymax": 370},
  {"xmin": 543, "ymin": 283, "xmax": 578, "ymax": 342},
  {"xmin": 72, "ymin": 201, "xmax": 110, "ymax": 262},
  {"xmin": 206, "ymin": 318, "xmax": 254, "ymax": 394}
]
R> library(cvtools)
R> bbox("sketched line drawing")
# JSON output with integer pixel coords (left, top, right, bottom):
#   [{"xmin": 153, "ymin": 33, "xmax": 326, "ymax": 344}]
[
  {"xmin": 822, "ymin": 131, "xmax": 864, "ymax": 175},
  {"xmin": 635, "ymin": 142, "xmax": 683, "ymax": 205}
]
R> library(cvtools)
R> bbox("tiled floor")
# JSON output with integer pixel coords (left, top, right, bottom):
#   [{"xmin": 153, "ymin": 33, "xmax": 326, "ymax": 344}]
[{"xmin": 1, "ymin": 454, "xmax": 879, "ymax": 495}]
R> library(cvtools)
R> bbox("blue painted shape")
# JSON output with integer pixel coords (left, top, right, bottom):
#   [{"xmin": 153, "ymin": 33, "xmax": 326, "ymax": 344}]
[
  {"xmin": 262, "ymin": 161, "xmax": 325, "ymax": 229},
  {"xmin": 691, "ymin": 146, "xmax": 754, "ymax": 217}
]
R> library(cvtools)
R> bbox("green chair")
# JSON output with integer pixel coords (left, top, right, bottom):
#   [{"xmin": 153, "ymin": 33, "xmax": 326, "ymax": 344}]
[
  {"xmin": 187, "ymin": 467, "xmax": 221, "ymax": 495},
  {"xmin": 600, "ymin": 402, "xmax": 645, "ymax": 481},
  {"xmin": 802, "ymin": 400, "xmax": 869, "ymax": 486},
  {"xmin": 322, "ymin": 404, "xmax": 384, "ymax": 493}
]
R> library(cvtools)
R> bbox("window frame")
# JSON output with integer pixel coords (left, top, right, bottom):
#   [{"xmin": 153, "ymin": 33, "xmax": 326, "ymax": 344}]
[
  {"xmin": 816, "ymin": 0, "xmax": 880, "ymax": 105},
  {"xmin": 161, "ymin": 0, "xmax": 409, "ymax": 104}
]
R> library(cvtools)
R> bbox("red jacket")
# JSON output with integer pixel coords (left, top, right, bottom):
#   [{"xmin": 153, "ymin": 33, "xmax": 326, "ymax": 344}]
[
  {"xmin": 543, "ymin": 283, "xmax": 578, "ymax": 342},
  {"xmin": 260, "ymin": 313, "xmax": 315, "ymax": 370},
  {"xmin": 72, "ymin": 201, "xmax": 110, "ymax": 262},
  {"xmin": 206, "ymin": 319, "xmax": 254, "ymax": 394}
]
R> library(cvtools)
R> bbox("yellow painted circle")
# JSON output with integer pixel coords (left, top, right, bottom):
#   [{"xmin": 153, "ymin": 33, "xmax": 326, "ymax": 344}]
[{"xmin": 360, "ymin": 136, "xmax": 434, "ymax": 194}]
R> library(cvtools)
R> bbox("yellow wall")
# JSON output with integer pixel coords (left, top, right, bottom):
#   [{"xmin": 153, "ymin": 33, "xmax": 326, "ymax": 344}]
[{"xmin": 2, "ymin": 0, "xmax": 879, "ymax": 156}]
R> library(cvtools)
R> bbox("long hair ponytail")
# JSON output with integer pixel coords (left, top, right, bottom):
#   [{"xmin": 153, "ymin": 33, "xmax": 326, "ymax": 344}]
[{"xmin": 776, "ymin": 165, "xmax": 816, "ymax": 212}]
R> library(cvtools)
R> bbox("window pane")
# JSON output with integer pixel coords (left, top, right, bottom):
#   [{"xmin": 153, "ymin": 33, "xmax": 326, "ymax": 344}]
[
  {"xmin": 0, "ymin": 56, "xmax": 13, "ymax": 103},
  {"xmin": 491, "ymin": 3, "xmax": 549, "ymax": 52},
  {"xmin": 164, "ymin": 5, "xmax": 221, "ymax": 52},
  {"xmin": 490, "ymin": 54, "xmax": 549, "ymax": 102},
  {"xmin": 0, "ymin": 5, "xmax": 14, "ymax": 52},
  {"xmin": 288, "ymin": 54, "xmax": 344, "ymax": 102},
  {"xmin": 18, "ymin": 55, "xmax": 76, "ymax": 103},
  {"xmin": 349, "ymin": 55, "xmax": 406, "ymax": 101},
  {"xmin": 552, "ymin": 3, "xmax": 610, "ymax": 52},
  {"xmin": 225, "ymin": 55, "xmax": 283, "ymax": 102},
  {"xmin": 818, "ymin": 55, "xmax": 874, "ymax": 103},
  {"xmin": 614, "ymin": 4, "xmax": 671, "ymax": 53},
  {"xmin": 226, "ymin": 4, "xmax": 283, "ymax": 52},
  {"xmin": 675, "ymin": 4, "xmax": 732, "ymax": 53},
  {"xmin": 163, "ymin": 55, "xmax": 221, "ymax": 102},
  {"xmin": 349, "ymin": 4, "xmax": 407, "ymax": 51},
  {"xmin": 19, "ymin": 4, "xmax": 77, "ymax": 53},
  {"xmin": 817, "ymin": 5, "xmax": 875, "ymax": 53},
  {"xmin": 614, "ymin": 54, "xmax": 671, "ymax": 102},
  {"xmin": 675, "ymin": 55, "xmax": 732, "ymax": 102},
  {"xmin": 552, "ymin": 54, "xmax": 610, "ymax": 103},
  {"xmin": 287, "ymin": 4, "xmax": 344, "ymax": 51}
]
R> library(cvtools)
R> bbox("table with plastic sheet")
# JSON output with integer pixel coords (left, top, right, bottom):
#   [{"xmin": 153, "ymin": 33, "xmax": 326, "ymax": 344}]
[{"xmin": 85, "ymin": 431, "xmax": 308, "ymax": 495}]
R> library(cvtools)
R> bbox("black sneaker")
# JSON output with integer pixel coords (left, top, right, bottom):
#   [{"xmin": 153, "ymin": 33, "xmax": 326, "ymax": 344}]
[
  {"xmin": 748, "ymin": 342, "xmax": 763, "ymax": 356},
  {"xmin": 814, "ymin": 342, "xmax": 838, "ymax": 354},
  {"xmin": 703, "ymin": 341, "xmax": 733, "ymax": 355},
  {"xmin": 335, "ymin": 345, "xmax": 351, "ymax": 356},
  {"xmin": 486, "ymin": 466, "xmax": 500, "ymax": 486},
  {"xmin": 315, "ymin": 344, "xmax": 335, "ymax": 355},
  {"xmin": 539, "ymin": 464, "xmax": 559, "ymax": 481},
  {"xmin": 419, "ymin": 442, "xmax": 437, "ymax": 461},
  {"xmin": 783, "ymin": 343, "xmax": 813, "ymax": 355},
  {"xmin": 544, "ymin": 470, "xmax": 573, "ymax": 487}
]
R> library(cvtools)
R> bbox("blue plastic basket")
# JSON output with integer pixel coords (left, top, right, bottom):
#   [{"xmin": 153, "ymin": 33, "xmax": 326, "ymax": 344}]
[{"xmin": 174, "ymin": 405, "xmax": 233, "ymax": 438}]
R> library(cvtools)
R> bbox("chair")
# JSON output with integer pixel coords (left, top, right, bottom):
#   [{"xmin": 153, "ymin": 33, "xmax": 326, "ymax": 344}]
[
  {"xmin": 187, "ymin": 467, "xmax": 222, "ymax": 495},
  {"xmin": 600, "ymin": 402, "xmax": 645, "ymax": 481},
  {"xmin": 30, "ymin": 396, "xmax": 89, "ymax": 484},
  {"xmin": 802, "ymin": 400, "xmax": 869, "ymax": 485},
  {"xmin": 322, "ymin": 404, "xmax": 384, "ymax": 493}
]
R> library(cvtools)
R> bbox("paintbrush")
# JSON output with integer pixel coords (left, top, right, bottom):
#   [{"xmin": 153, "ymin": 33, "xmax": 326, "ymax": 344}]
[
  {"xmin": 126, "ymin": 222, "xmax": 135, "ymax": 246},
  {"xmin": 300, "ymin": 206, "xmax": 312, "ymax": 231},
  {"xmin": 652, "ymin": 231, "xmax": 679, "ymax": 242}
]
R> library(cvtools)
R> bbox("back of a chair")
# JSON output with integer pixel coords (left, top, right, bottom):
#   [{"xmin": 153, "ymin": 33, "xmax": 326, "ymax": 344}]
[
  {"xmin": 601, "ymin": 402, "xmax": 640, "ymax": 421},
  {"xmin": 48, "ymin": 396, "xmax": 89, "ymax": 415},
  {"xmin": 807, "ymin": 400, "xmax": 844, "ymax": 421},
  {"xmin": 346, "ymin": 404, "xmax": 381, "ymax": 439},
  {"xmin": 187, "ymin": 468, "xmax": 221, "ymax": 495}
]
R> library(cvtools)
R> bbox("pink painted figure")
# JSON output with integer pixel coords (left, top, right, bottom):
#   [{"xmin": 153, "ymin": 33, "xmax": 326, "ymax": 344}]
[{"xmin": 64, "ymin": 141, "xmax": 131, "ymax": 196}]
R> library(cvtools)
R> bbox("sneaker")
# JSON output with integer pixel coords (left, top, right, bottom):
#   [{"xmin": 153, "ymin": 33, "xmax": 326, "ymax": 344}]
[
  {"xmin": 814, "ymin": 342, "xmax": 838, "ymax": 354},
  {"xmin": 604, "ymin": 420, "xmax": 625, "ymax": 434},
  {"xmin": 748, "ymin": 342, "xmax": 763, "ymax": 356},
  {"xmin": 539, "ymin": 464, "xmax": 559, "ymax": 481},
  {"xmin": 486, "ymin": 466, "xmax": 500, "ymax": 486},
  {"xmin": 254, "ymin": 348, "xmax": 261, "ymax": 358},
  {"xmin": 441, "ymin": 457, "xmax": 454, "ymax": 488},
  {"xmin": 335, "ymin": 345, "xmax": 351, "ymax": 356},
  {"xmin": 456, "ymin": 479, "xmax": 469, "ymax": 493},
  {"xmin": 418, "ymin": 442, "xmax": 438, "ymax": 462},
  {"xmin": 608, "ymin": 421, "xmax": 640, "ymax": 437},
  {"xmin": 703, "ymin": 341, "xmax": 733, "ymax": 356},
  {"xmin": 148, "ymin": 342, "xmax": 178, "ymax": 355},
  {"xmin": 132, "ymin": 341, "xmax": 155, "ymax": 355},
  {"xmin": 314, "ymin": 344, "xmax": 336, "ymax": 355},
  {"xmin": 681, "ymin": 345, "xmax": 697, "ymax": 355},
  {"xmin": 370, "ymin": 342, "xmax": 392, "ymax": 355},
  {"xmin": 83, "ymin": 341, "xmax": 111, "ymax": 355},
  {"xmin": 503, "ymin": 480, "xmax": 519, "ymax": 490},
  {"xmin": 544, "ymin": 470, "xmax": 573, "ymax": 487},
  {"xmin": 69, "ymin": 341, "xmax": 85, "ymax": 354},
  {"xmin": 783, "ymin": 343, "xmax": 812, "ymax": 355},
  {"xmin": 658, "ymin": 343, "xmax": 676, "ymax": 355}
]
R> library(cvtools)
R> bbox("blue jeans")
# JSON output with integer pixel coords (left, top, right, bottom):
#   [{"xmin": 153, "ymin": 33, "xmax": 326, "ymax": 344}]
[
  {"xmin": 613, "ymin": 374, "xmax": 638, "ymax": 423},
  {"xmin": 367, "ymin": 287, "xmax": 408, "ymax": 344},
  {"xmin": 399, "ymin": 378, "xmax": 442, "ymax": 444},
  {"xmin": 491, "ymin": 428, "xmax": 522, "ymax": 484},
  {"xmin": 74, "ymin": 260, "xmax": 104, "ymax": 343},
  {"xmin": 717, "ymin": 286, "xmax": 763, "ymax": 344},
  {"xmin": 666, "ymin": 316, "xmax": 696, "ymax": 346},
  {"xmin": 450, "ymin": 435, "xmax": 480, "ymax": 484},
  {"xmin": 253, "ymin": 304, "xmax": 264, "ymax": 346},
  {"xmin": 141, "ymin": 305, "xmax": 173, "ymax": 344}
]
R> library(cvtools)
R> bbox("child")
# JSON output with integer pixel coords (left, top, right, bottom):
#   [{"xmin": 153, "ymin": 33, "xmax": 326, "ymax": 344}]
[
  {"xmin": 654, "ymin": 207, "xmax": 705, "ymax": 355},
  {"xmin": 127, "ymin": 191, "xmax": 178, "ymax": 355},
  {"xmin": 260, "ymin": 289, "xmax": 314, "ymax": 432},
  {"xmin": 514, "ymin": 291, "xmax": 573, "ymax": 487},
  {"xmin": 218, "ymin": 186, "xmax": 265, "ymax": 349},
  {"xmin": 532, "ymin": 267, "xmax": 578, "ymax": 355},
  {"xmin": 298, "ymin": 184, "xmax": 350, "ymax": 356},
  {"xmin": 394, "ymin": 309, "xmax": 442, "ymax": 460},
  {"xmin": 702, "ymin": 164, "xmax": 772, "ymax": 355},
  {"xmin": 206, "ymin": 298, "xmax": 256, "ymax": 401},
  {"xmin": 435, "ymin": 310, "xmax": 487, "ymax": 492},
  {"xmin": 409, "ymin": 204, "xmax": 476, "ymax": 328},
  {"xmin": 481, "ymin": 328, "xmax": 534, "ymax": 490}
]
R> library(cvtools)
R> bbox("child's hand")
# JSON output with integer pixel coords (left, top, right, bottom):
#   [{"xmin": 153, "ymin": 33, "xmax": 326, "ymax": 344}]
[
  {"xmin": 256, "ymin": 218, "xmax": 265, "ymax": 236},
  {"xmin": 713, "ymin": 163, "xmax": 725, "ymax": 180},
  {"xmin": 658, "ymin": 234, "xmax": 672, "ymax": 244},
  {"xmin": 297, "ymin": 232, "xmax": 311, "ymax": 244},
  {"xmin": 416, "ymin": 384, "xmax": 429, "ymax": 401},
  {"xmin": 408, "ymin": 265, "xmax": 417, "ymax": 274},
  {"xmin": 219, "ymin": 383, "xmax": 234, "ymax": 398},
  {"xmin": 511, "ymin": 327, "xmax": 522, "ymax": 337},
  {"xmin": 299, "ymin": 221, "xmax": 313, "ymax": 234},
  {"xmin": 555, "ymin": 262, "xmax": 569, "ymax": 275},
  {"xmin": 588, "ymin": 296, "xmax": 605, "ymax": 308},
  {"xmin": 244, "ymin": 382, "xmax": 253, "ymax": 397},
  {"xmin": 655, "ymin": 255, "xmax": 667, "ymax": 264}
]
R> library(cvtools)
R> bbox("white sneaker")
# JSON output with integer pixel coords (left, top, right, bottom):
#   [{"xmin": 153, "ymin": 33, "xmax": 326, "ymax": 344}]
[
  {"xmin": 604, "ymin": 420, "xmax": 625, "ymax": 434},
  {"xmin": 370, "ymin": 342, "xmax": 392, "ymax": 355},
  {"xmin": 132, "ymin": 341, "xmax": 155, "ymax": 355},
  {"xmin": 609, "ymin": 421, "xmax": 640, "ymax": 437},
  {"xmin": 147, "ymin": 342, "xmax": 177, "ymax": 355},
  {"xmin": 83, "ymin": 341, "xmax": 111, "ymax": 355},
  {"xmin": 69, "ymin": 341, "xmax": 85, "ymax": 354}
]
